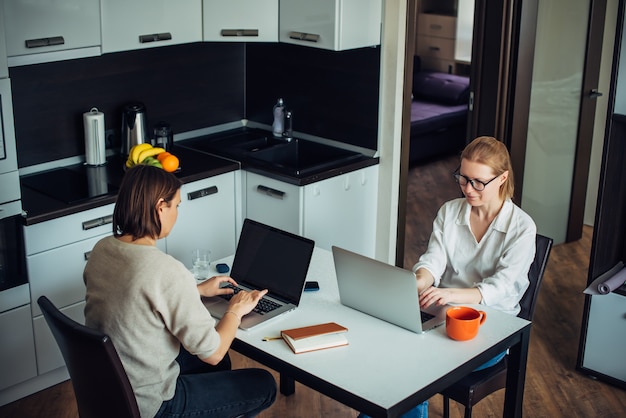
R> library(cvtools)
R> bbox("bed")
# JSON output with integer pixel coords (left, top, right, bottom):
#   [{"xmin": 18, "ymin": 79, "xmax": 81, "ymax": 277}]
[{"xmin": 409, "ymin": 65, "xmax": 470, "ymax": 163}]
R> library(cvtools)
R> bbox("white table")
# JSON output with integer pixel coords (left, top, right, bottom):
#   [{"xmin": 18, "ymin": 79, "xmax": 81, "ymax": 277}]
[{"xmin": 213, "ymin": 248, "xmax": 531, "ymax": 418}]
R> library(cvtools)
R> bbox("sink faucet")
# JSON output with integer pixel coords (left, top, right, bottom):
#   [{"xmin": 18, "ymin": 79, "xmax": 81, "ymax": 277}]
[{"xmin": 283, "ymin": 111, "xmax": 293, "ymax": 142}]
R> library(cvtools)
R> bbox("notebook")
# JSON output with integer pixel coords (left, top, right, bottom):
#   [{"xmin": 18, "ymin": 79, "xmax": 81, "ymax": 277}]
[
  {"xmin": 203, "ymin": 218, "xmax": 315, "ymax": 330},
  {"xmin": 332, "ymin": 246, "xmax": 447, "ymax": 333}
]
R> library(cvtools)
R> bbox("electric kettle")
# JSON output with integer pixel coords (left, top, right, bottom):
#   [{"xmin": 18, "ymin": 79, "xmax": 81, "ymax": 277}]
[{"xmin": 121, "ymin": 102, "xmax": 149, "ymax": 156}]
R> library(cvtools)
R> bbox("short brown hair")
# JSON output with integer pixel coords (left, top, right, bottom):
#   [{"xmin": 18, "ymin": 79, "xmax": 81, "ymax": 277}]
[
  {"xmin": 113, "ymin": 164, "xmax": 182, "ymax": 240},
  {"xmin": 461, "ymin": 136, "xmax": 514, "ymax": 200}
]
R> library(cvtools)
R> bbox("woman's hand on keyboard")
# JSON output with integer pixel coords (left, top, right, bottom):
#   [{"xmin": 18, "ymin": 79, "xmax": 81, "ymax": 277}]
[
  {"xmin": 197, "ymin": 275, "xmax": 239, "ymax": 298},
  {"xmin": 228, "ymin": 288, "xmax": 269, "ymax": 318}
]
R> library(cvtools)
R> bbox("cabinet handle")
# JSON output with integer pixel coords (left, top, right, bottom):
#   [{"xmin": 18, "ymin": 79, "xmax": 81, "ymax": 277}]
[
  {"xmin": 429, "ymin": 46, "xmax": 441, "ymax": 51},
  {"xmin": 188, "ymin": 186, "xmax": 218, "ymax": 201},
  {"xmin": 257, "ymin": 185, "xmax": 285, "ymax": 200},
  {"xmin": 221, "ymin": 29, "xmax": 259, "ymax": 37},
  {"xmin": 82, "ymin": 214, "xmax": 113, "ymax": 231},
  {"xmin": 139, "ymin": 32, "xmax": 172, "ymax": 43},
  {"xmin": 288, "ymin": 31, "xmax": 320, "ymax": 43},
  {"xmin": 25, "ymin": 36, "xmax": 65, "ymax": 49},
  {"xmin": 429, "ymin": 24, "xmax": 443, "ymax": 30}
]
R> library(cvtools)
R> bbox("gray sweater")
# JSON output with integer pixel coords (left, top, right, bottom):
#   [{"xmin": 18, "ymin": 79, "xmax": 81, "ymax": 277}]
[{"xmin": 84, "ymin": 236, "xmax": 220, "ymax": 418}]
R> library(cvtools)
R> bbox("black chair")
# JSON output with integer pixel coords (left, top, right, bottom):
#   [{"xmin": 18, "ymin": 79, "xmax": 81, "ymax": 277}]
[
  {"xmin": 441, "ymin": 234, "xmax": 553, "ymax": 418},
  {"xmin": 37, "ymin": 296, "xmax": 140, "ymax": 418}
]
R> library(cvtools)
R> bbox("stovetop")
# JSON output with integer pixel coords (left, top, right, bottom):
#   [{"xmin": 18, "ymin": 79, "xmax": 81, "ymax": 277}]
[{"xmin": 21, "ymin": 165, "xmax": 119, "ymax": 205}]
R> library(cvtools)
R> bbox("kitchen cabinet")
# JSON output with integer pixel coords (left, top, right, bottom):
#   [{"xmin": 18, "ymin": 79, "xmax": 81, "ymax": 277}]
[
  {"xmin": 245, "ymin": 171, "xmax": 301, "ymax": 235},
  {"xmin": 23, "ymin": 203, "xmax": 114, "ymax": 378},
  {"xmin": 32, "ymin": 301, "xmax": 84, "ymax": 375},
  {"xmin": 0, "ymin": 304, "xmax": 37, "ymax": 391},
  {"xmin": 279, "ymin": 0, "xmax": 382, "ymax": 51},
  {"xmin": 0, "ymin": 8, "xmax": 8, "ymax": 78},
  {"xmin": 245, "ymin": 165, "xmax": 378, "ymax": 257},
  {"xmin": 166, "ymin": 172, "xmax": 237, "ymax": 269},
  {"xmin": 203, "ymin": 0, "xmax": 278, "ymax": 43},
  {"xmin": 2, "ymin": 0, "xmax": 101, "ymax": 67},
  {"xmin": 101, "ymin": 0, "xmax": 202, "ymax": 54},
  {"xmin": 303, "ymin": 165, "xmax": 378, "ymax": 256}
]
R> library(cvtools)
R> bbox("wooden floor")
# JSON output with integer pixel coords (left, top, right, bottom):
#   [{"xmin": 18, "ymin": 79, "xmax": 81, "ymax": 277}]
[{"xmin": 2, "ymin": 155, "xmax": 626, "ymax": 417}]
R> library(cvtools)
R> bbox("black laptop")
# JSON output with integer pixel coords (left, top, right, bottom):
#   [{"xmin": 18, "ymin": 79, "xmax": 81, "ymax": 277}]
[{"xmin": 202, "ymin": 218, "xmax": 315, "ymax": 330}]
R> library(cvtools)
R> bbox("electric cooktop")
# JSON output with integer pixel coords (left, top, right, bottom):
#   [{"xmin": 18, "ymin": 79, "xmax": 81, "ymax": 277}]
[{"xmin": 21, "ymin": 165, "xmax": 119, "ymax": 205}]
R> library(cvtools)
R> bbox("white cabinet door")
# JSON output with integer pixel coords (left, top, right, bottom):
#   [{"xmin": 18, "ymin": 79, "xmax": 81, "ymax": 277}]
[
  {"xmin": 279, "ymin": 0, "xmax": 381, "ymax": 51},
  {"xmin": 304, "ymin": 165, "xmax": 378, "ymax": 256},
  {"xmin": 101, "ymin": 0, "xmax": 202, "ymax": 53},
  {"xmin": 27, "ymin": 233, "xmax": 108, "ymax": 317},
  {"xmin": 166, "ymin": 173, "xmax": 237, "ymax": 268},
  {"xmin": 33, "ymin": 301, "xmax": 85, "ymax": 375},
  {"xmin": 3, "ymin": 0, "xmax": 101, "ymax": 66},
  {"xmin": 0, "ymin": 305, "xmax": 37, "ymax": 390},
  {"xmin": 203, "ymin": 0, "xmax": 278, "ymax": 42},
  {"xmin": 0, "ymin": 9, "xmax": 8, "ymax": 78},
  {"xmin": 244, "ymin": 171, "xmax": 302, "ymax": 236}
]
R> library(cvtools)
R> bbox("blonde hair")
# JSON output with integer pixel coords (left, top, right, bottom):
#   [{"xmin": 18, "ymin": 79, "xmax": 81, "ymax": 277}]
[{"xmin": 460, "ymin": 136, "xmax": 514, "ymax": 200}]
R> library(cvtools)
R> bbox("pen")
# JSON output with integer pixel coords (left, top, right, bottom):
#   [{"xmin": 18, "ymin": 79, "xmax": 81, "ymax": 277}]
[{"xmin": 262, "ymin": 336, "xmax": 282, "ymax": 341}]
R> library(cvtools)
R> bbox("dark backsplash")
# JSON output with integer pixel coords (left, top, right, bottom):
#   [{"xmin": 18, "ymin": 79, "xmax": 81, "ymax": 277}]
[{"xmin": 10, "ymin": 42, "xmax": 380, "ymax": 168}]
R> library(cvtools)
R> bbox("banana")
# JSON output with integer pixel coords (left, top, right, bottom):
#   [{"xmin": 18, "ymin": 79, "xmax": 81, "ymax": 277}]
[
  {"xmin": 130, "ymin": 143, "xmax": 153, "ymax": 164},
  {"xmin": 138, "ymin": 147, "xmax": 166, "ymax": 164},
  {"xmin": 142, "ymin": 156, "xmax": 162, "ymax": 168}
]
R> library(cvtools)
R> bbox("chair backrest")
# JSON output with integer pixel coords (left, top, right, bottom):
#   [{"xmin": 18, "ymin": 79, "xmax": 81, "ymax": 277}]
[
  {"xmin": 518, "ymin": 234, "xmax": 553, "ymax": 321},
  {"xmin": 37, "ymin": 296, "xmax": 140, "ymax": 418}
]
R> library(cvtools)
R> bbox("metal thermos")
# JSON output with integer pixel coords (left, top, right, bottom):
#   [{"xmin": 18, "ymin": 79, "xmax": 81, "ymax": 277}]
[{"xmin": 121, "ymin": 102, "xmax": 149, "ymax": 157}]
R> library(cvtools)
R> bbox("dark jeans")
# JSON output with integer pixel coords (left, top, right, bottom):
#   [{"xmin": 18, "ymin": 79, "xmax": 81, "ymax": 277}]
[{"xmin": 155, "ymin": 347, "xmax": 277, "ymax": 418}]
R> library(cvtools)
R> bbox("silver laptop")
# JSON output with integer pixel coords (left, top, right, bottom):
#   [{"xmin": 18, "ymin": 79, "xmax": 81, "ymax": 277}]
[
  {"xmin": 203, "ymin": 219, "xmax": 315, "ymax": 330},
  {"xmin": 332, "ymin": 246, "xmax": 447, "ymax": 333}
]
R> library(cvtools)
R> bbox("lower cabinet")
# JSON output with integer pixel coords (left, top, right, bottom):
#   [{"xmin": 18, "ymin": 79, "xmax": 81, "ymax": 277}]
[
  {"xmin": 32, "ymin": 301, "xmax": 85, "ymax": 375},
  {"xmin": 245, "ymin": 172, "xmax": 301, "ymax": 235},
  {"xmin": 165, "ymin": 172, "xmax": 238, "ymax": 268},
  {"xmin": 245, "ymin": 165, "xmax": 378, "ymax": 257},
  {"xmin": 0, "ymin": 304, "xmax": 37, "ymax": 391}
]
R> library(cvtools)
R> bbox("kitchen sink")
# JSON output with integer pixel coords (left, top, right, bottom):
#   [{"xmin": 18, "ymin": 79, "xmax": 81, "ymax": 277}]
[
  {"xmin": 246, "ymin": 138, "xmax": 363, "ymax": 176},
  {"xmin": 180, "ymin": 128, "xmax": 365, "ymax": 177}
]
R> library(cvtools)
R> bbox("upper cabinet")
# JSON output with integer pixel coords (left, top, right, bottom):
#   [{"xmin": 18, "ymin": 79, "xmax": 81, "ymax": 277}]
[
  {"xmin": 203, "ymin": 0, "xmax": 278, "ymax": 43},
  {"xmin": 0, "ymin": 7, "xmax": 8, "ymax": 78},
  {"xmin": 2, "ymin": 0, "xmax": 101, "ymax": 67},
  {"xmin": 279, "ymin": 0, "xmax": 382, "ymax": 51},
  {"xmin": 101, "ymin": 0, "xmax": 202, "ymax": 54}
]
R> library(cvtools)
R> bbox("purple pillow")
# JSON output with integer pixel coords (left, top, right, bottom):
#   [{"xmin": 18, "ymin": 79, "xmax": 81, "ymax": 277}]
[{"xmin": 412, "ymin": 71, "xmax": 470, "ymax": 105}]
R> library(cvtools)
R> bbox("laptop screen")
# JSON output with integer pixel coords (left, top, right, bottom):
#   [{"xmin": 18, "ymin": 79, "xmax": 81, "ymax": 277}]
[{"xmin": 230, "ymin": 219, "xmax": 315, "ymax": 305}]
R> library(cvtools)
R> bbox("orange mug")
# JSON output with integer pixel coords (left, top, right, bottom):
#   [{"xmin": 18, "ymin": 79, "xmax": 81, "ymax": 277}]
[{"xmin": 446, "ymin": 306, "xmax": 487, "ymax": 341}]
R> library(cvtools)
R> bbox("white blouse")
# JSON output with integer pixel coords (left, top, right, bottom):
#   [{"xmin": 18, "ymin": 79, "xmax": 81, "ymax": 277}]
[{"xmin": 412, "ymin": 198, "xmax": 537, "ymax": 315}]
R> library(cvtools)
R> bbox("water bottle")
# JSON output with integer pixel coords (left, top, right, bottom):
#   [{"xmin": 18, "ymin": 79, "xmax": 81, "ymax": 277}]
[{"xmin": 272, "ymin": 98, "xmax": 285, "ymax": 138}]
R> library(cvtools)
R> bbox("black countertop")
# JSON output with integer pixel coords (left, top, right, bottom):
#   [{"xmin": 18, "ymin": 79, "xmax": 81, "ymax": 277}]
[
  {"xmin": 20, "ymin": 146, "xmax": 239, "ymax": 225},
  {"xmin": 20, "ymin": 127, "xmax": 379, "ymax": 225}
]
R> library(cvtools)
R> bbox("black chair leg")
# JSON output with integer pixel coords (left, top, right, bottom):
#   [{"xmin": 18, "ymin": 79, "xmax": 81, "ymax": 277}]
[
  {"xmin": 464, "ymin": 405, "xmax": 473, "ymax": 418},
  {"xmin": 443, "ymin": 395, "xmax": 450, "ymax": 418}
]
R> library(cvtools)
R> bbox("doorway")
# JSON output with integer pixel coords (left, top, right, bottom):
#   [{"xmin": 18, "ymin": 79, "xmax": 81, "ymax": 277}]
[{"xmin": 398, "ymin": 0, "xmax": 610, "ymax": 265}]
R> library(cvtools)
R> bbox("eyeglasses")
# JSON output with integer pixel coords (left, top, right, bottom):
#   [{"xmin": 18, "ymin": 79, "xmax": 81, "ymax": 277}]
[{"xmin": 453, "ymin": 170, "xmax": 499, "ymax": 191}]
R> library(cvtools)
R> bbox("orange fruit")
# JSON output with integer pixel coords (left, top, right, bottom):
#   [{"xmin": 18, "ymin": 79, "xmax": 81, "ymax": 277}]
[
  {"xmin": 156, "ymin": 151, "xmax": 171, "ymax": 163},
  {"xmin": 161, "ymin": 154, "xmax": 179, "ymax": 172}
]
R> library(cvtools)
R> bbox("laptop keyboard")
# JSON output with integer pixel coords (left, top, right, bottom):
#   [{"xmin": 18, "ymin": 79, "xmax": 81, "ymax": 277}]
[
  {"xmin": 219, "ymin": 284, "xmax": 281, "ymax": 315},
  {"xmin": 420, "ymin": 311, "xmax": 436, "ymax": 323}
]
